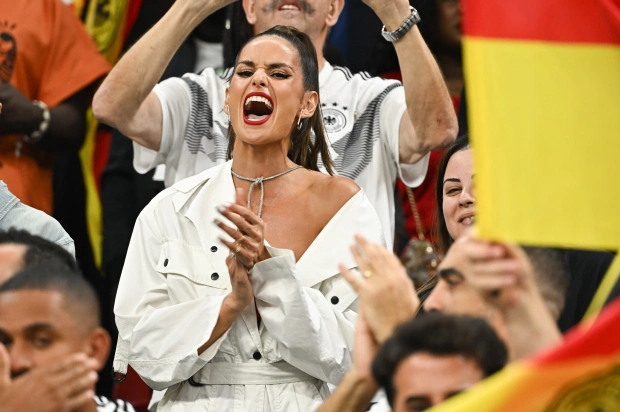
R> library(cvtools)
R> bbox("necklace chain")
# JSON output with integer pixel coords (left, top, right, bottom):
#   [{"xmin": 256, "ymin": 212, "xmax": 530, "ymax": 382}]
[{"xmin": 231, "ymin": 165, "xmax": 302, "ymax": 218}]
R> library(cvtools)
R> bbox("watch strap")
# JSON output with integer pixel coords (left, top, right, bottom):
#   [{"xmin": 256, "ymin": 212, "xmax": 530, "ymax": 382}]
[{"xmin": 381, "ymin": 6, "xmax": 421, "ymax": 42}]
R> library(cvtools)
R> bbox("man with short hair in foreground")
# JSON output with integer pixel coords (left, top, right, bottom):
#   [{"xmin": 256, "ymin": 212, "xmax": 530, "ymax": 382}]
[
  {"xmin": 0, "ymin": 266, "xmax": 134, "ymax": 411},
  {"xmin": 373, "ymin": 313, "xmax": 507, "ymax": 412}
]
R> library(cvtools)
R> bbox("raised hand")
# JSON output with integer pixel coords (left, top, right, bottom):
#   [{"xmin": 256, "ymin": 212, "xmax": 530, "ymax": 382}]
[
  {"xmin": 0, "ymin": 345, "xmax": 99, "ymax": 412},
  {"xmin": 215, "ymin": 188, "xmax": 270, "ymax": 270},
  {"xmin": 454, "ymin": 236, "xmax": 562, "ymax": 359},
  {"xmin": 361, "ymin": 0, "xmax": 412, "ymax": 30},
  {"xmin": 452, "ymin": 236, "xmax": 543, "ymax": 314},
  {"xmin": 339, "ymin": 235, "xmax": 420, "ymax": 344}
]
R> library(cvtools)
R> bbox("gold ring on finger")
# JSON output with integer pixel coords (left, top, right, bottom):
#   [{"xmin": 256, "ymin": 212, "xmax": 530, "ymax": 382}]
[
  {"xmin": 362, "ymin": 270, "xmax": 373, "ymax": 279},
  {"xmin": 236, "ymin": 235, "xmax": 246, "ymax": 245},
  {"xmin": 235, "ymin": 244, "xmax": 242, "ymax": 254}
]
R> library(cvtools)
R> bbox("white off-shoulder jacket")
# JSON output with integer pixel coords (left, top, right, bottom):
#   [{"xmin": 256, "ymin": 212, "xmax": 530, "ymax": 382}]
[{"xmin": 114, "ymin": 161, "xmax": 385, "ymax": 411}]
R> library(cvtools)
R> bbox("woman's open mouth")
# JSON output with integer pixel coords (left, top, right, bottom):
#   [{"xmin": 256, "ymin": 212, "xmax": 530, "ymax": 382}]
[{"xmin": 243, "ymin": 92, "xmax": 274, "ymax": 125}]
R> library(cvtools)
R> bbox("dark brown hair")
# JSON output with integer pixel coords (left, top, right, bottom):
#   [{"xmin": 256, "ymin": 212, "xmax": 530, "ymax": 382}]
[
  {"xmin": 372, "ymin": 312, "xmax": 507, "ymax": 406},
  {"xmin": 433, "ymin": 134, "xmax": 470, "ymax": 253},
  {"xmin": 226, "ymin": 25, "xmax": 334, "ymax": 175}
]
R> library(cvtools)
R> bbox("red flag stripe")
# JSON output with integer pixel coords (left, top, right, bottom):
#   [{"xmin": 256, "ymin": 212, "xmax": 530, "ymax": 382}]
[
  {"xmin": 531, "ymin": 297, "xmax": 620, "ymax": 365},
  {"xmin": 462, "ymin": 0, "xmax": 620, "ymax": 45}
]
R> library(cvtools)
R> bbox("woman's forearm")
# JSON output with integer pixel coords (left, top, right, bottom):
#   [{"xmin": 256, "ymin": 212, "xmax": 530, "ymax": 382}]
[{"xmin": 197, "ymin": 296, "xmax": 242, "ymax": 355}]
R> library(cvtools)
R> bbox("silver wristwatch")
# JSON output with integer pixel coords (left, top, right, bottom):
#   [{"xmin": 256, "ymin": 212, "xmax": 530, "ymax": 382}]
[{"xmin": 381, "ymin": 6, "xmax": 421, "ymax": 42}]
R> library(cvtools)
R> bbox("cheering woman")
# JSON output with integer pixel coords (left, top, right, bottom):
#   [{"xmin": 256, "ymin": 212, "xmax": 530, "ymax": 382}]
[{"xmin": 114, "ymin": 26, "xmax": 384, "ymax": 411}]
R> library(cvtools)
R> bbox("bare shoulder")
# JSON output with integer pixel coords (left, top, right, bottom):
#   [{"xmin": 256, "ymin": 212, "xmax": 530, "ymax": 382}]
[{"xmin": 305, "ymin": 171, "xmax": 360, "ymax": 211}]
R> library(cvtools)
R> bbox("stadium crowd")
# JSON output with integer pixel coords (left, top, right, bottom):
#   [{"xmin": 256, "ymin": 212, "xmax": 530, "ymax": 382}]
[{"xmin": 0, "ymin": 0, "xmax": 617, "ymax": 411}]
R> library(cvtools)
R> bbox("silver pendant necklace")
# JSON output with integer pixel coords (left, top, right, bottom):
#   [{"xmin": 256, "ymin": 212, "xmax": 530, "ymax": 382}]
[{"xmin": 231, "ymin": 165, "xmax": 302, "ymax": 218}]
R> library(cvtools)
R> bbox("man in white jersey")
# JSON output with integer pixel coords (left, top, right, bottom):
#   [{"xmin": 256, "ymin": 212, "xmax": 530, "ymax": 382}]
[{"xmin": 94, "ymin": 0, "xmax": 457, "ymax": 249}]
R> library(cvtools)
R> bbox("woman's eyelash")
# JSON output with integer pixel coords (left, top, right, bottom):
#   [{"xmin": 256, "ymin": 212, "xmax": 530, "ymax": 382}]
[
  {"xmin": 236, "ymin": 70, "xmax": 253, "ymax": 77},
  {"xmin": 271, "ymin": 72, "xmax": 290, "ymax": 79}
]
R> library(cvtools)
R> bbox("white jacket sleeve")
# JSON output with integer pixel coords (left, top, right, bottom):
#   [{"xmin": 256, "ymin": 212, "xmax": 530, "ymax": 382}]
[
  {"xmin": 251, "ymin": 247, "xmax": 354, "ymax": 385},
  {"xmin": 114, "ymin": 205, "xmax": 230, "ymax": 391}
]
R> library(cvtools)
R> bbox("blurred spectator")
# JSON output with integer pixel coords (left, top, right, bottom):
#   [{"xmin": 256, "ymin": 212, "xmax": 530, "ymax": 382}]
[
  {"xmin": 0, "ymin": 182, "xmax": 74, "ymax": 257},
  {"xmin": 372, "ymin": 313, "xmax": 507, "ymax": 411},
  {"xmin": 424, "ymin": 236, "xmax": 566, "ymax": 361},
  {"xmin": 0, "ymin": 4, "xmax": 110, "ymax": 382},
  {"xmin": 318, "ymin": 238, "xmax": 507, "ymax": 412},
  {"xmin": 0, "ymin": 229, "xmax": 76, "ymax": 285},
  {"xmin": 0, "ymin": 265, "xmax": 135, "ymax": 411},
  {"xmin": 0, "ymin": 0, "xmax": 109, "ymax": 215}
]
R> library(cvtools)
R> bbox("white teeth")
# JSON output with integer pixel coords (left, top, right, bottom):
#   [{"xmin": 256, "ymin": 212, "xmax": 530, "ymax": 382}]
[
  {"xmin": 244, "ymin": 96, "xmax": 273, "ymax": 110},
  {"xmin": 280, "ymin": 4, "xmax": 300, "ymax": 10}
]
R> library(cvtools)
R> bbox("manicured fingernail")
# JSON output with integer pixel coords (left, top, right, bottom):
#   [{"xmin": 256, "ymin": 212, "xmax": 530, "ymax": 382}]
[
  {"xmin": 221, "ymin": 202, "xmax": 231, "ymax": 208},
  {"xmin": 213, "ymin": 218, "xmax": 221, "ymax": 225}
]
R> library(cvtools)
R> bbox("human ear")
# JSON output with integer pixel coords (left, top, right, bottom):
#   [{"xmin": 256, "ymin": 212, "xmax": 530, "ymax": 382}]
[
  {"xmin": 242, "ymin": 0, "xmax": 257, "ymax": 25},
  {"xmin": 301, "ymin": 91, "xmax": 319, "ymax": 119},
  {"xmin": 325, "ymin": 0, "xmax": 345, "ymax": 27},
  {"xmin": 84, "ymin": 328, "xmax": 111, "ymax": 371}
]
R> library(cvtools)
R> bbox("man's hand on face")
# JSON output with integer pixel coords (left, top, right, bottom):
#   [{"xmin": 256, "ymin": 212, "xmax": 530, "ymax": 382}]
[
  {"xmin": 340, "ymin": 235, "xmax": 420, "ymax": 344},
  {"xmin": 0, "ymin": 344, "xmax": 99, "ymax": 412},
  {"xmin": 454, "ymin": 236, "xmax": 542, "ymax": 315},
  {"xmin": 0, "ymin": 82, "xmax": 43, "ymax": 136}
]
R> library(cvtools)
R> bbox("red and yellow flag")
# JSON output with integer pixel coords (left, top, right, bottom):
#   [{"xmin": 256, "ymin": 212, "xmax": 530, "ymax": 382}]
[
  {"xmin": 432, "ymin": 2, "xmax": 620, "ymax": 410},
  {"xmin": 465, "ymin": 0, "xmax": 620, "ymax": 251},
  {"xmin": 431, "ymin": 296, "xmax": 620, "ymax": 411}
]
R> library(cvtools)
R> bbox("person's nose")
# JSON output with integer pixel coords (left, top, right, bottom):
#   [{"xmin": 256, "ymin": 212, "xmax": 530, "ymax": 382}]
[
  {"xmin": 252, "ymin": 70, "xmax": 268, "ymax": 88},
  {"xmin": 459, "ymin": 186, "xmax": 475, "ymax": 207},
  {"xmin": 423, "ymin": 287, "xmax": 445, "ymax": 313},
  {"xmin": 9, "ymin": 342, "xmax": 33, "ymax": 378}
]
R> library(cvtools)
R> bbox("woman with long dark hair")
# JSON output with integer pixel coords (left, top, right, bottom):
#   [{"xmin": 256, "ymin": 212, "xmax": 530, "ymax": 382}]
[{"xmin": 114, "ymin": 26, "xmax": 384, "ymax": 411}]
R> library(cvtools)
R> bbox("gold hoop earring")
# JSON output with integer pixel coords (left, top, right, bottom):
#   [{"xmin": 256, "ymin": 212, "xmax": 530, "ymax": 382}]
[{"xmin": 297, "ymin": 109, "xmax": 303, "ymax": 130}]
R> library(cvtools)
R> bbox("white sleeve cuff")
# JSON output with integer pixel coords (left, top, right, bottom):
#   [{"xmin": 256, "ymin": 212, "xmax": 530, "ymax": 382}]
[{"xmin": 399, "ymin": 152, "xmax": 430, "ymax": 188}]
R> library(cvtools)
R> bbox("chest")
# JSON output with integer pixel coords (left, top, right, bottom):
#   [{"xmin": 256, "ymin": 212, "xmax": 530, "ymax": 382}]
[{"xmin": 258, "ymin": 197, "xmax": 326, "ymax": 262}]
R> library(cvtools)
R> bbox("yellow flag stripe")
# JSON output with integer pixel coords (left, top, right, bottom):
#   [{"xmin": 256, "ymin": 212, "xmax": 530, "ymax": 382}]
[
  {"xmin": 583, "ymin": 253, "xmax": 620, "ymax": 320},
  {"xmin": 463, "ymin": 37, "xmax": 620, "ymax": 250},
  {"xmin": 79, "ymin": 110, "xmax": 103, "ymax": 269}
]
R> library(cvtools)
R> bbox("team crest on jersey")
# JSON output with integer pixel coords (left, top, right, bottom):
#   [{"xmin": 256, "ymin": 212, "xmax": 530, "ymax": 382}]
[{"xmin": 322, "ymin": 105, "xmax": 347, "ymax": 134}]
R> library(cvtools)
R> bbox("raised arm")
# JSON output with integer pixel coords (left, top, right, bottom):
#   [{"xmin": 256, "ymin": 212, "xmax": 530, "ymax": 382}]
[
  {"xmin": 364, "ymin": 0, "xmax": 458, "ymax": 164},
  {"xmin": 93, "ymin": 0, "xmax": 235, "ymax": 151}
]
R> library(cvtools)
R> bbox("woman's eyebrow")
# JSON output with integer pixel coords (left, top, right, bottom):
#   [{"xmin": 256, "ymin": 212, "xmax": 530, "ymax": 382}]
[
  {"xmin": 443, "ymin": 177, "xmax": 461, "ymax": 186},
  {"xmin": 237, "ymin": 60, "xmax": 294, "ymax": 71}
]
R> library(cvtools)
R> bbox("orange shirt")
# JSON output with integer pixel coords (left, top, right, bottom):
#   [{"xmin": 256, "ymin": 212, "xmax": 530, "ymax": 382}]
[{"xmin": 0, "ymin": 0, "xmax": 110, "ymax": 214}]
